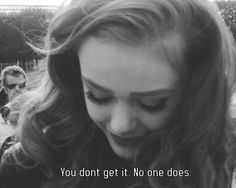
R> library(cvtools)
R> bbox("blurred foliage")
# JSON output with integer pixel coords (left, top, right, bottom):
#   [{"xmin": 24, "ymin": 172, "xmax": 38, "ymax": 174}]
[
  {"xmin": 1, "ymin": 2, "xmax": 236, "ymax": 66},
  {"xmin": 0, "ymin": 8, "xmax": 53, "ymax": 64},
  {"xmin": 217, "ymin": 1, "xmax": 236, "ymax": 42}
]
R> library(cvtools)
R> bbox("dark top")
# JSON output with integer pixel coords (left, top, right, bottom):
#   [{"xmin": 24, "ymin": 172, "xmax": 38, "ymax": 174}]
[
  {"xmin": 0, "ymin": 162, "xmax": 128, "ymax": 188},
  {"xmin": 0, "ymin": 136, "xmax": 128, "ymax": 188},
  {"xmin": 0, "ymin": 161, "xmax": 45, "ymax": 188},
  {"xmin": 0, "ymin": 88, "xmax": 8, "ymax": 108},
  {"xmin": 0, "ymin": 136, "xmax": 45, "ymax": 188}
]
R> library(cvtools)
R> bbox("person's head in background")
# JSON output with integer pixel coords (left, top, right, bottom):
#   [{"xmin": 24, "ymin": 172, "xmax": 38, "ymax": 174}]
[
  {"xmin": 7, "ymin": 0, "xmax": 236, "ymax": 188},
  {"xmin": 1, "ymin": 66, "xmax": 26, "ymax": 102}
]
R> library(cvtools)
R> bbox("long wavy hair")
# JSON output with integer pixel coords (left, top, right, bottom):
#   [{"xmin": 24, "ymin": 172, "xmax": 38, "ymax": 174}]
[{"xmin": 4, "ymin": 0, "xmax": 236, "ymax": 187}]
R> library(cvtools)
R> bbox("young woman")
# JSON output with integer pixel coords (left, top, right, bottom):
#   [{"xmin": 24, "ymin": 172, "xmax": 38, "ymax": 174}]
[{"xmin": 1, "ymin": 0, "xmax": 236, "ymax": 187}]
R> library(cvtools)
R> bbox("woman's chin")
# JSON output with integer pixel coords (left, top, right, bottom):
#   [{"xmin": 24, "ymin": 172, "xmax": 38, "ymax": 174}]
[{"xmin": 108, "ymin": 138, "xmax": 137, "ymax": 160}]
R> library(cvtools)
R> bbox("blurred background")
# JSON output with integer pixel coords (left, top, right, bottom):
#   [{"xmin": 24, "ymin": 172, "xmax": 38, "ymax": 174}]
[
  {"xmin": 0, "ymin": 0, "xmax": 66, "ymax": 90},
  {"xmin": 0, "ymin": 0, "xmax": 65, "ymax": 141},
  {"xmin": 0, "ymin": 0, "xmax": 235, "ymax": 90}
]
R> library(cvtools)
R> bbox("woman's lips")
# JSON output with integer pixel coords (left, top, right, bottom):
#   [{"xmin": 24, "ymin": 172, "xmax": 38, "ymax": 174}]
[{"xmin": 109, "ymin": 132, "xmax": 143, "ymax": 147}]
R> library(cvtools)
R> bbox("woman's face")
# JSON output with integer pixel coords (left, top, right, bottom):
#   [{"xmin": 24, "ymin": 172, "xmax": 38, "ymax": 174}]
[{"xmin": 78, "ymin": 37, "xmax": 180, "ymax": 159}]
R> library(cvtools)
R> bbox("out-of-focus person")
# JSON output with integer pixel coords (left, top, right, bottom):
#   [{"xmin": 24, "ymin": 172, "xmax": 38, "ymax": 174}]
[{"xmin": 0, "ymin": 65, "xmax": 26, "ymax": 108}]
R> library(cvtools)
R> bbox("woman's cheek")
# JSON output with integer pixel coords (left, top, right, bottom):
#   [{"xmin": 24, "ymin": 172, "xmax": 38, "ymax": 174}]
[
  {"xmin": 85, "ymin": 99, "xmax": 110, "ymax": 123},
  {"xmin": 140, "ymin": 108, "xmax": 173, "ymax": 131}
]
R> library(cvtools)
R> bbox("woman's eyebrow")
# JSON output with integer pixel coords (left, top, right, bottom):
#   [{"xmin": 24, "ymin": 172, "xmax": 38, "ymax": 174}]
[
  {"xmin": 82, "ymin": 76, "xmax": 174, "ymax": 97},
  {"xmin": 82, "ymin": 77, "xmax": 114, "ymax": 93},
  {"xmin": 130, "ymin": 89, "xmax": 174, "ymax": 97}
]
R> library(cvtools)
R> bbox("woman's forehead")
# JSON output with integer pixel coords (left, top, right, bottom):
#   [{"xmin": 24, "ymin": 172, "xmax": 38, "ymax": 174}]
[{"xmin": 78, "ymin": 37, "xmax": 180, "ymax": 95}]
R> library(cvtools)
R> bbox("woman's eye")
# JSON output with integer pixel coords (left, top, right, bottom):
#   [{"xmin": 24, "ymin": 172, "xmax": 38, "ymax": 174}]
[
  {"xmin": 139, "ymin": 98, "xmax": 168, "ymax": 113},
  {"xmin": 85, "ymin": 91, "xmax": 112, "ymax": 105}
]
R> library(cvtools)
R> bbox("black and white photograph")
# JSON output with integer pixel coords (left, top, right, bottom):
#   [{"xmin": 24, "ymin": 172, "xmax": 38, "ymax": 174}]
[{"xmin": 0, "ymin": 0, "xmax": 236, "ymax": 187}]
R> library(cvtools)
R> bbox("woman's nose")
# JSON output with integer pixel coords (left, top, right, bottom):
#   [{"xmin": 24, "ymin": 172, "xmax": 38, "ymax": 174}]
[{"xmin": 109, "ymin": 101, "xmax": 137, "ymax": 136}]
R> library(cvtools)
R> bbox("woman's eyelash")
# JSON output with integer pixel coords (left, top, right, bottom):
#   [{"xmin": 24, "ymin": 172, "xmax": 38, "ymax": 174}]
[
  {"xmin": 139, "ymin": 98, "xmax": 168, "ymax": 112},
  {"xmin": 85, "ymin": 90, "xmax": 168, "ymax": 113},
  {"xmin": 85, "ymin": 91, "xmax": 112, "ymax": 104}
]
